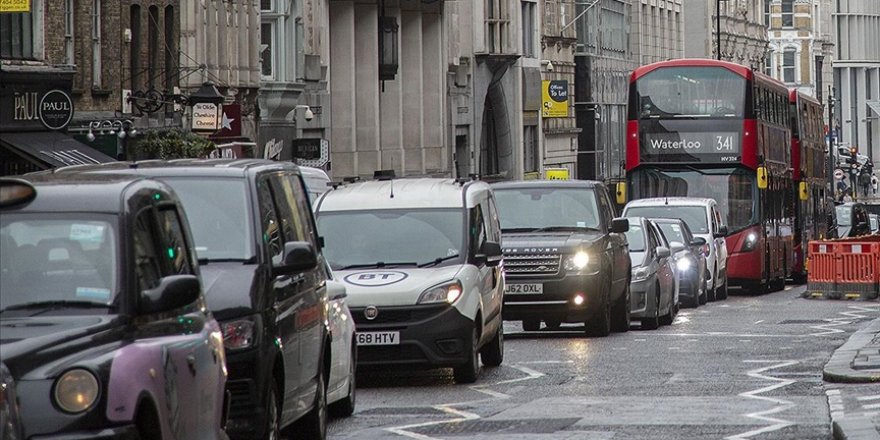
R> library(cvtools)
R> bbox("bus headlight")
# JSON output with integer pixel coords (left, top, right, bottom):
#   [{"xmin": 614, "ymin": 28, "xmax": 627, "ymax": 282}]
[
  {"xmin": 564, "ymin": 252, "xmax": 590, "ymax": 271},
  {"xmin": 53, "ymin": 369, "xmax": 100, "ymax": 414},
  {"xmin": 741, "ymin": 232, "xmax": 759, "ymax": 252},
  {"xmin": 676, "ymin": 257, "xmax": 692, "ymax": 272}
]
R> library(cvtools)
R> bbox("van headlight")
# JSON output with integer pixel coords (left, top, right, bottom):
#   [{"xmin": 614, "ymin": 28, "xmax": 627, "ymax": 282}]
[
  {"xmin": 563, "ymin": 251, "xmax": 590, "ymax": 271},
  {"xmin": 676, "ymin": 257, "xmax": 692, "ymax": 272},
  {"xmin": 741, "ymin": 232, "xmax": 758, "ymax": 252},
  {"xmin": 418, "ymin": 281, "xmax": 463, "ymax": 304},
  {"xmin": 1, "ymin": 363, "xmax": 24, "ymax": 440},
  {"xmin": 632, "ymin": 266, "xmax": 651, "ymax": 282},
  {"xmin": 53, "ymin": 369, "xmax": 100, "ymax": 414},
  {"xmin": 221, "ymin": 316, "xmax": 257, "ymax": 350}
]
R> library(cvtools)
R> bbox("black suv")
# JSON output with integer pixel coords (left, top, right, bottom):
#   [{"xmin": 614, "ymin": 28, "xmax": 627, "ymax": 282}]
[
  {"xmin": 491, "ymin": 180, "xmax": 631, "ymax": 336},
  {"xmin": 0, "ymin": 175, "xmax": 227, "ymax": 439},
  {"xmin": 50, "ymin": 160, "xmax": 330, "ymax": 439}
]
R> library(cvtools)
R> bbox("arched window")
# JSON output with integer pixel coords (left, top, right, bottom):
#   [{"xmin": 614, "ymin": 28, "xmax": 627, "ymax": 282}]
[
  {"xmin": 781, "ymin": 0, "xmax": 793, "ymax": 27},
  {"xmin": 130, "ymin": 4, "xmax": 141, "ymax": 90},
  {"xmin": 782, "ymin": 48, "xmax": 796, "ymax": 83}
]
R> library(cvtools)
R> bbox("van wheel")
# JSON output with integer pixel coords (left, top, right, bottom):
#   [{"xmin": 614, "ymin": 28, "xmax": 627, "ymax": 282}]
[
  {"xmin": 522, "ymin": 319, "xmax": 540, "ymax": 332},
  {"xmin": 295, "ymin": 365, "xmax": 327, "ymax": 440},
  {"xmin": 480, "ymin": 324, "xmax": 504, "ymax": 367},
  {"xmin": 329, "ymin": 345, "xmax": 356, "ymax": 418},
  {"xmin": 263, "ymin": 379, "xmax": 281, "ymax": 440},
  {"xmin": 454, "ymin": 325, "xmax": 480, "ymax": 384},
  {"xmin": 610, "ymin": 282, "xmax": 631, "ymax": 333},
  {"xmin": 585, "ymin": 290, "xmax": 611, "ymax": 337}
]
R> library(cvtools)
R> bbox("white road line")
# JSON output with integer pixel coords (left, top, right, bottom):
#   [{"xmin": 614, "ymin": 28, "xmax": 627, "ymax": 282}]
[
  {"xmin": 827, "ymin": 389, "xmax": 846, "ymax": 419},
  {"xmin": 809, "ymin": 318, "xmax": 851, "ymax": 336},
  {"xmin": 856, "ymin": 394, "xmax": 880, "ymax": 401},
  {"xmin": 840, "ymin": 304, "xmax": 880, "ymax": 321},
  {"xmin": 754, "ymin": 320, "xmax": 764, "ymax": 324},
  {"xmin": 385, "ymin": 364, "xmax": 545, "ymax": 439},
  {"xmin": 862, "ymin": 403, "xmax": 880, "ymax": 410},
  {"xmin": 725, "ymin": 360, "xmax": 799, "ymax": 440}
]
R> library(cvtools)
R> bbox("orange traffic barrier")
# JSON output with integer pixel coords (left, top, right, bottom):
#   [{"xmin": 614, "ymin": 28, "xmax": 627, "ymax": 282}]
[{"xmin": 806, "ymin": 235, "xmax": 880, "ymax": 300}]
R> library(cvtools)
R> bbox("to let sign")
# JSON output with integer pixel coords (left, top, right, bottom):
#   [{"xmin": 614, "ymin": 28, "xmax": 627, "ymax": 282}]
[
  {"xmin": 0, "ymin": 0, "xmax": 30, "ymax": 13},
  {"xmin": 542, "ymin": 80, "xmax": 569, "ymax": 118},
  {"xmin": 191, "ymin": 103, "xmax": 220, "ymax": 132}
]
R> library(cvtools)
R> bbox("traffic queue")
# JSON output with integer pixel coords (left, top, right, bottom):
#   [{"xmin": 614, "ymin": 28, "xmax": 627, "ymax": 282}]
[{"xmin": 1, "ymin": 161, "xmax": 736, "ymax": 440}]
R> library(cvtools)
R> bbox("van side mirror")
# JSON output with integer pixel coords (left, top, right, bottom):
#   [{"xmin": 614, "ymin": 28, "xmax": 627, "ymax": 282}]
[
  {"xmin": 714, "ymin": 225, "xmax": 729, "ymax": 237},
  {"xmin": 476, "ymin": 241, "xmax": 503, "ymax": 267},
  {"xmin": 140, "ymin": 275, "xmax": 201, "ymax": 315},
  {"xmin": 327, "ymin": 280, "xmax": 347, "ymax": 301},
  {"xmin": 656, "ymin": 246, "xmax": 671, "ymax": 258},
  {"xmin": 275, "ymin": 241, "xmax": 318, "ymax": 276},
  {"xmin": 610, "ymin": 217, "xmax": 629, "ymax": 233}
]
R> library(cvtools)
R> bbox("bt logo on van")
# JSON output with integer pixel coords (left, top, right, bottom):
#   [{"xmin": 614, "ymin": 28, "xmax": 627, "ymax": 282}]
[{"xmin": 344, "ymin": 271, "xmax": 409, "ymax": 287}]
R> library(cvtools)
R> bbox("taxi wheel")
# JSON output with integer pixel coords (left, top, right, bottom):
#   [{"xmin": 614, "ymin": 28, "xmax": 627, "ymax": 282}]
[
  {"xmin": 264, "ymin": 380, "xmax": 281, "ymax": 440},
  {"xmin": 454, "ymin": 325, "xmax": 481, "ymax": 384},
  {"xmin": 584, "ymin": 290, "xmax": 611, "ymax": 337},
  {"xmin": 522, "ymin": 319, "xmax": 540, "ymax": 332},
  {"xmin": 329, "ymin": 345, "xmax": 356, "ymax": 418},
  {"xmin": 480, "ymin": 324, "xmax": 504, "ymax": 367}
]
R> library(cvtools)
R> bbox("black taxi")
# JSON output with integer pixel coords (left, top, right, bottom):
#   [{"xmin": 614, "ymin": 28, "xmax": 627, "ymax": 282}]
[{"xmin": 0, "ymin": 175, "xmax": 227, "ymax": 439}]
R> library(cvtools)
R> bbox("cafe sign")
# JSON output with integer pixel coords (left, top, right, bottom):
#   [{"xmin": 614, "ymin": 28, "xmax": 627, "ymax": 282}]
[
  {"xmin": 2, "ymin": 85, "xmax": 74, "ymax": 131},
  {"xmin": 191, "ymin": 103, "xmax": 221, "ymax": 132}
]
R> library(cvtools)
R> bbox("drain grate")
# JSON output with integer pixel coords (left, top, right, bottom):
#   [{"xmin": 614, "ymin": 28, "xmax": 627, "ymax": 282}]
[
  {"xmin": 412, "ymin": 418, "xmax": 580, "ymax": 435},
  {"xmin": 778, "ymin": 319, "xmax": 828, "ymax": 324}
]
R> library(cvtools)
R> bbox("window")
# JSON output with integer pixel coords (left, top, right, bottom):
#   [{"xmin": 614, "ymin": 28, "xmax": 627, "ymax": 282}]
[
  {"xmin": 148, "ymin": 5, "xmax": 159, "ymax": 89},
  {"xmin": 782, "ymin": 48, "xmax": 796, "ymax": 84},
  {"xmin": 470, "ymin": 206, "xmax": 488, "ymax": 256},
  {"xmin": 260, "ymin": 20, "xmax": 274, "ymax": 79},
  {"xmin": 523, "ymin": 125, "xmax": 539, "ymax": 172},
  {"xmin": 92, "ymin": 0, "xmax": 102, "ymax": 88},
  {"xmin": 164, "ymin": 6, "xmax": 177, "ymax": 92},
  {"xmin": 764, "ymin": 52, "xmax": 773, "ymax": 77},
  {"xmin": 258, "ymin": 180, "xmax": 284, "ymax": 264},
  {"xmin": 157, "ymin": 208, "xmax": 192, "ymax": 275},
  {"xmin": 64, "ymin": 0, "xmax": 74, "ymax": 64},
  {"xmin": 0, "ymin": 4, "xmax": 35, "ymax": 60},
  {"xmin": 133, "ymin": 211, "xmax": 162, "ymax": 292},
  {"xmin": 130, "ymin": 5, "xmax": 142, "ymax": 90},
  {"xmin": 781, "ymin": 0, "xmax": 793, "ymax": 27},
  {"xmin": 486, "ymin": 0, "xmax": 511, "ymax": 53},
  {"xmin": 260, "ymin": 0, "xmax": 292, "ymax": 81},
  {"xmin": 270, "ymin": 174, "xmax": 316, "ymax": 248},
  {"xmin": 521, "ymin": 1, "xmax": 536, "ymax": 58},
  {"xmin": 764, "ymin": 0, "xmax": 770, "ymax": 28}
]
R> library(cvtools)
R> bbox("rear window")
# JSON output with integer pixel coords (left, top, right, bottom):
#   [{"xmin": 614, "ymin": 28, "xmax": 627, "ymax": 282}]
[
  {"xmin": 624, "ymin": 224, "xmax": 646, "ymax": 252},
  {"xmin": 625, "ymin": 205, "xmax": 709, "ymax": 234}
]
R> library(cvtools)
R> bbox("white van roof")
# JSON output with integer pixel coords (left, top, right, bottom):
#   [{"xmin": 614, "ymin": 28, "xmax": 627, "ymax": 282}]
[
  {"xmin": 316, "ymin": 178, "xmax": 490, "ymax": 212},
  {"xmin": 625, "ymin": 197, "xmax": 716, "ymax": 208}
]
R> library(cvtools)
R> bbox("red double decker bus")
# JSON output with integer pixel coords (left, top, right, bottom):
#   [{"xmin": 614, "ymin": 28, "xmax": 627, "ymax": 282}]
[
  {"xmin": 624, "ymin": 59, "xmax": 794, "ymax": 293},
  {"xmin": 789, "ymin": 90, "xmax": 830, "ymax": 282}
]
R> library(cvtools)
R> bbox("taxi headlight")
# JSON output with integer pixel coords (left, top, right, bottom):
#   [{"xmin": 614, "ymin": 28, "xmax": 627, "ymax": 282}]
[
  {"xmin": 418, "ymin": 280, "xmax": 463, "ymax": 304},
  {"xmin": 632, "ymin": 266, "xmax": 651, "ymax": 282},
  {"xmin": 563, "ymin": 251, "xmax": 591, "ymax": 272},
  {"xmin": 676, "ymin": 257, "xmax": 692, "ymax": 272},
  {"xmin": 53, "ymin": 369, "xmax": 100, "ymax": 414}
]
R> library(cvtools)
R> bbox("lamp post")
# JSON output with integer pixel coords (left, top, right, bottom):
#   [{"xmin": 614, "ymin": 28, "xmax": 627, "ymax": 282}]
[{"xmin": 716, "ymin": 0, "xmax": 729, "ymax": 61}]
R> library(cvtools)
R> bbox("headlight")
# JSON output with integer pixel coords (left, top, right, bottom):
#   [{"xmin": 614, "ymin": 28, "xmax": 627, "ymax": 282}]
[
  {"xmin": 676, "ymin": 257, "xmax": 692, "ymax": 272},
  {"xmin": 632, "ymin": 266, "xmax": 650, "ymax": 282},
  {"xmin": 53, "ymin": 369, "xmax": 100, "ymax": 414},
  {"xmin": 1, "ymin": 363, "xmax": 24, "ymax": 440},
  {"xmin": 741, "ymin": 232, "xmax": 759, "ymax": 252},
  {"xmin": 418, "ymin": 280, "xmax": 463, "ymax": 304},
  {"xmin": 563, "ymin": 251, "xmax": 590, "ymax": 271},
  {"xmin": 221, "ymin": 317, "xmax": 257, "ymax": 350}
]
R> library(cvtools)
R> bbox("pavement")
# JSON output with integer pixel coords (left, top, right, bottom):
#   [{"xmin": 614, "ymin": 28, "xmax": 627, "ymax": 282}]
[{"xmin": 825, "ymin": 316, "xmax": 880, "ymax": 440}]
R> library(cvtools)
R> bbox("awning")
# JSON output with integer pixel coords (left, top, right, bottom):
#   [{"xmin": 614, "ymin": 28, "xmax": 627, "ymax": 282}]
[
  {"xmin": 868, "ymin": 101, "xmax": 880, "ymax": 117},
  {"xmin": 0, "ymin": 131, "xmax": 115, "ymax": 168}
]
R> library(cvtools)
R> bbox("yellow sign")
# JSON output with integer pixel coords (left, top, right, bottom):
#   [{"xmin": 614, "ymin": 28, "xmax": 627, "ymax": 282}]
[
  {"xmin": 541, "ymin": 80, "xmax": 569, "ymax": 118},
  {"xmin": 545, "ymin": 168, "xmax": 570, "ymax": 180},
  {"xmin": 0, "ymin": 0, "xmax": 30, "ymax": 13}
]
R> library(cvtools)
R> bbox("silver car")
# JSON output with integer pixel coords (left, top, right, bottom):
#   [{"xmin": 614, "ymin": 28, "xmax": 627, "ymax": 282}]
[
  {"xmin": 624, "ymin": 217, "xmax": 677, "ymax": 330},
  {"xmin": 653, "ymin": 218, "xmax": 708, "ymax": 308}
]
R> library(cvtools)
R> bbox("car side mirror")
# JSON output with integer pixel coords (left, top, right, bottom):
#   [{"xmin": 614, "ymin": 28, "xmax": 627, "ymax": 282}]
[
  {"xmin": 690, "ymin": 237, "xmax": 707, "ymax": 246},
  {"xmin": 327, "ymin": 280, "xmax": 347, "ymax": 301},
  {"xmin": 476, "ymin": 241, "xmax": 503, "ymax": 267},
  {"xmin": 656, "ymin": 246, "xmax": 671, "ymax": 258},
  {"xmin": 610, "ymin": 217, "xmax": 630, "ymax": 233},
  {"xmin": 140, "ymin": 275, "xmax": 201, "ymax": 315},
  {"xmin": 714, "ymin": 225, "xmax": 728, "ymax": 238},
  {"xmin": 275, "ymin": 241, "xmax": 318, "ymax": 276},
  {"xmin": 669, "ymin": 241, "xmax": 685, "ymax": 252}
]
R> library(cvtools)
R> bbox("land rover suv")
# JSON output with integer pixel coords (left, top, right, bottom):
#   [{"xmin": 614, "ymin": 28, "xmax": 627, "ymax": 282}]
[{"xmin": 491, "ymin": 180, "xmax": 631, "ymax": 336}]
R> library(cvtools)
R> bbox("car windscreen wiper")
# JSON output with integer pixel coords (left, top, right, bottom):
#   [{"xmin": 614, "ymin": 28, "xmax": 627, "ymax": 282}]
[
  {"xmin": 198, "ymin": 256, "xmax": 257, "ymax": 265},
  {"xmin": 418, "ymin": 254, "xmax": 460, "ymax": 268},
  {"xmin": 532, "ymin": 226, "xmax": 599, "ymax": 232},
  {"xmin": 502, "ymin": 227, "xmax": 540, "ymax": 233},
  {"xmin": 338, "ymin": 261, "xmax": 419, "ymax": 270},
  {"xmin": 0, "ymin": 300, "xmax": 111, "ymax": 314}
]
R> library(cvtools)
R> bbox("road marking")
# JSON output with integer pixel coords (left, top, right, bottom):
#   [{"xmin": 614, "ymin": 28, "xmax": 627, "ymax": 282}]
[
  {"xmin": 809, "ymin": 318, "xmax": 851, "ymax": 336},
  {"xmin": 840, "ymin": 304, "xmax": 880, "ymax": 321},
  {"xmin": 518, "ymin": 360, "xmax": 574, "ymax": 364},
  {"xmin": 857, "ymin": 395, "xmax": 880, "ymax": 401},
  {"xmin": 725, "ymin": 360, "xmax": 799, "ymax": 440},
  {"xmin": 754, "ymin": 320, "xmax": 764, "ymax": 324},
  {"xmin": 862, "ymin": 403, "xmax": 880, "ymax": 410},
  {"xmin": 827, "ymin": 389, "xmax": 846, "ymax": 420},
  {"xmin": 386, "ymin": 364, "xmax": 545, "ymax": 440}
]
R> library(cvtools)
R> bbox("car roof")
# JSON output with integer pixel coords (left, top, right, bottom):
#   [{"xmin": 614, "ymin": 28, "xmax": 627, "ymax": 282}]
[
  {"xmin": 47, "ymin": 158, "xmax": 302, "ymax": 178},
  {"xmin": 317, "ymin": 178, "xmax": 490, "ymax": 211},
  {"xmin": 625, "ymin": 197, "xmax": 715, "ymax": 208},
  {"xmin": 5, "ymin": 173, "xmax": 174, "ymax": 213},
  {"xmin": 491, "ymin": 179, "xmax": 604, "ymax": 190}
]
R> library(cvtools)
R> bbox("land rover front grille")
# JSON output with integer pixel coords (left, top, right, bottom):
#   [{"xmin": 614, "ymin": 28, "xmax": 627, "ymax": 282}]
[{"xmin": 504, "ymin": 253, "xmax": 561, "ymax": 275}]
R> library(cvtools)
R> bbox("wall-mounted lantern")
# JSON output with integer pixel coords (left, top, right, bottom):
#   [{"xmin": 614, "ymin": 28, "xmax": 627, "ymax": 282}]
[
  {"xmin": 188, "ymin": 82, "xmax": 225, "ymax": 133},
  {"xmin": 379, "ymin": 16, "xmax": 399, "ymax": 81}
]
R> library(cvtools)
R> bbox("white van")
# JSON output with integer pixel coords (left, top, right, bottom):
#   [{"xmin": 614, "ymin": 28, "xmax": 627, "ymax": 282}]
[
  {"xmin": 299, "ymin": 166, "xmax": 332, "ymax": 205},
  {"xmin": 313, "ymin": 174, "xmax": 505, "ymax": 383},
  {"xmin": 622, "ymin": 197, "xmax": 729, "ymax": 301}
]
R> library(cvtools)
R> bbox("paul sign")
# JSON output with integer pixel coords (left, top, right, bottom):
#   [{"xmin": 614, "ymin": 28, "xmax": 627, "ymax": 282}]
[
  {"xmin": 191, "ymin": 103, "xmax": 220, "ymax": 132},
  {"xmin": 38, "ymin": 90, "xmax": 74, "ymax": 131}
]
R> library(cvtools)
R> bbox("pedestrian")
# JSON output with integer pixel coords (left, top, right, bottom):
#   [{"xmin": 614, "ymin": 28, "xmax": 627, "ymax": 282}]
[
  {"xmin": 872, "ymin": 173, "xmax": 878, "ymax": 195},
  {"xmin": 860, "ymin": 170, "xmax": 872, "ymax": 197},
  {"xmin": 843, "ymin": 188, "xmax": 853, "ymax": 203}
]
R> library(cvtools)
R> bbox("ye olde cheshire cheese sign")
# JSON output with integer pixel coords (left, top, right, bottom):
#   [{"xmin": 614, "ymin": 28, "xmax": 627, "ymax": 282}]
[{"xmin": 191, "ymin": 103, "xmax": 220, "ymax": 132}]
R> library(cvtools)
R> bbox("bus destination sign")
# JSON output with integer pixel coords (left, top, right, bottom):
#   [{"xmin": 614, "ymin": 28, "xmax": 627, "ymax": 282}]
[{"xmin": 641, "ymin": 131, "xmax": 741, "ymax": 164}]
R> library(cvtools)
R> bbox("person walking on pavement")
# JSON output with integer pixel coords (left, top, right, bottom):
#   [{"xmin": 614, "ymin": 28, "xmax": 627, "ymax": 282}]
[
  {"xmin": 860, "ymin": 170, "xmax": 872, "ymax": 198},
  {"xmin": 872, "ymin": 172, "xmax": 878, "ymax": 195}
]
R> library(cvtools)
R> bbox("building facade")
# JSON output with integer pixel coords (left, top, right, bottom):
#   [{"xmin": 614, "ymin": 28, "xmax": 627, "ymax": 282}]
[
  {"xmin": 630, "ymin": 0, "xmax": 683, "ymax": 66},
  {"xmin": 765, "ymin": 0, "xmax": 834, "ymax": 100},
  {"xmin": 832, "ymin": 0, "xmax": 880, "ymax": 164},
  {"xmin": 574, "ymin": 0, "xmax": 635, "ymax": 181},
  {"xmin": 683, "ymin": 0, "xmax": 768, "ymax": 69}
]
